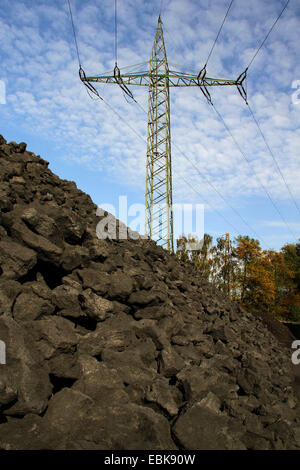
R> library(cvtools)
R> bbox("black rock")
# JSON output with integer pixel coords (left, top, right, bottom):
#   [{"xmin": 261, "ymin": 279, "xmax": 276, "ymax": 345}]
[{"xmin": 0, "ymin": 134, "xmax": 299, "ymax": 450}]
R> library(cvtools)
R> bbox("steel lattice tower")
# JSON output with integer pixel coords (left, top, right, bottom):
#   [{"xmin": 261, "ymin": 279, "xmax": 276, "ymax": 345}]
[
  {"xmin": 81, "ymin": 16, "xmax": 246, "ymax": 252},
  {"xmin": 146, "ymin": 17, "xmax": 173, "ymax": 252}
]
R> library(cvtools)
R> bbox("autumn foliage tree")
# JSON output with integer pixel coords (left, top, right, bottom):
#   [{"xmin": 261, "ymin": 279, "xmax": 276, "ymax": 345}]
[{"xmin": 176, "ymin": 234, "xmax": 300, "ymax": 322}]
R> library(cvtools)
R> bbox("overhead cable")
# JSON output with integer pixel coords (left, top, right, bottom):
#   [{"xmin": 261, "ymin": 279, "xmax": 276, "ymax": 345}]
[
  {"xmin": 247, "ymin": 102, "xmax": 300, "ymax": 218},
  {"xmin": 211, "ymin": 103, "xmax": 297, "ymax": 240},
  {"xmin": 205, "ymin": 0, "xmax": 234, "ymax": 68},
  {"xmin": 66, "ymin": 0, "xmax": 81, "ymax": 67},
  {"xmin": 246, "ymin": 0, "xmax": 290, "ymax": 71},
  {"xmin": 132, "ymin": 99, "xmax": 271, "ymax": 247}
]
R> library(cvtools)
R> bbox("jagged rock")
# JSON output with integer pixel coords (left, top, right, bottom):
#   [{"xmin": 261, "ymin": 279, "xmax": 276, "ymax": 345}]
[
  {"xmin": 54, "ymin": 211, "xmax": 86, "ymax": 244},
  {"xmin": 145, "ymin": 376, "xmax": 182, "ymax": 416},
  {"xmin": 160, "ymin": 346, "xmax": 186, "ymax": 377},
  {"xmin": 158, "ymin": 311, "xmax": 185, "ymax": 337},
  {"xmin": 0, "ymin": 280, "xmax": 22, "ymax": 314},
  {"xmin": 76, "ymin": 266, "xmax": 110, "ymax": 295},
  {"xmin": 78, "ymin": 312, "xmax": 137, "ymax": 356},
  {"xmin": 10, "ymin": 220, "xmax": 63, "ymax": 264},
  {"xmin": 44, "ymin": 388, "xmax": 176, "ymax": 450},
  {"xmin": 134, "ymin": 304, "xmax": 170, "ymax": 320},
  {"xmin": 0, "ymin": 135, "xmax": 299, "ymax": 450},
  {"xmin": 0, "ymin": 315, "xmax": 52, "ymax": 415},
  {"xmin": 43, "ymin": 389, "xmax": 94, "ymax": 434},
  {"xmin": 26, "ymin": 316, "xmax": 79, "ymax": 360},
  {"xmin": 177, "ymin": 364, "xmax": 239, "ymax": 402},
  {"xmin": 112, "ymin": 363, "xmax": 157, "ymax": 405},
  {"xmin": 101, "ymin": 336, "xmax": 158, "ymax": 371},
  {"xmin": 197, "ymin": 391, "xmax": 222, "ymax": 414},
  {"xmin": 73, "ymin": 355, "xmax": 129, "ymax": 403},
  {"xmin": 173, "ymin": 402, "xmax": 246, "ymax": 450},
  {"xmin": 83, "ymin": 230, "xmax": 110, "ymax": 260},
  {"xmin": 108, "ymin": 270, "xmax": 134, "ymax": 300},
  {"xmin": 60, "ymin": 244, "xmax": 89, "ymax": 271},
  {"xmin": 13, "ymin": 289, "xmax": 55, "ymax": 322},
  {"xmin": 0, "ymin": 375, "xmax": 16, "ymax": 407},
  {"xmin": 78, "ymin": 289, "xmax": 114, "ymax": 321},
  {"xmin": 0, "ymin": 239, "xmax": 37, "ymax": 280},
  {"xmin": 52, "ymin": 283, "xmax": 82, "ymax": 318},
  {"xmin": 0, "ymin": 414, "xmax": 66, "ymax": 450},
  {"xmin": 172, "ymin": 343, "xmax": 204, "ymax": 365},
  {"xmin": 21, "ymin": 207, "xmax": 62, "ymax": 246},
  {"xmin": 128, "ymin": 285, "xmax": 168, "ymax": 307},
  {"xmin": 47, "ymin": 352, "xmax": 80, "ymax": 380},
  {"xmin": 131, "ymin": 318, "xmax": 170, "ymax": 350},
  {"xmin": 240, "ymin": 431, "xmax": 271, "ymax": 450}
]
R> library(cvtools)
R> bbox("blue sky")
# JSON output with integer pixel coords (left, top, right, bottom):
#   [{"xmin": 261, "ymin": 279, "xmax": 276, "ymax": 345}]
[{"xmin": 0, "ymin": 0, "xmax": 300, "ymax": 250}]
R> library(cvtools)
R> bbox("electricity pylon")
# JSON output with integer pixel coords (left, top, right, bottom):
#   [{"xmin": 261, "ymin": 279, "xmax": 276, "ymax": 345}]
[
  {"xmin": 81, "ymin": 16, "xmax": 247, "ymax": 252},
  {"xmin": 223, "ymin": 232, "xmax": 231, "ymax": 296}
]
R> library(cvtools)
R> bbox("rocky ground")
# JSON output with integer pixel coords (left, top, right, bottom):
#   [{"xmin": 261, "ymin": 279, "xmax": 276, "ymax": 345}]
[{"xmin": 0, "ymin": 135, "xmax": 299, "ymax": 450}]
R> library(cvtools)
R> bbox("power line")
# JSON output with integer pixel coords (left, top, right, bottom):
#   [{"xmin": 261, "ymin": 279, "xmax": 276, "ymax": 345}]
[
  {"xmin": 115, "ymin": 0, "xmax": 118, "ymax": 64},
  {"xmin": 66, "ymin": 0, "xmax": 288, "ymax": 249},
  {"xmin": 64, "ymin": 8, "xmax": 267, "ymax": 249},
  {"xmin": 81, "ymin": 88, "xmax": 243, "ymax": 245},
  {"xmin": 82, "ymin": 89, "xmax": 234, "ymax": 235},
  {"xmin": 112, "ymin": 0, "xmax": 136, "ymax": 102},
  {"xmin": 247, "ymin": 101, "xmax": 300, "ymax": 217},
  {"xmin": 112, "ymin": 99, "xmax": 273, "ymax": 247},
  {"xmin": 130, "ymin": 99, "xmax": 271, "ymax": 247},
  {"xmin": 179, "ymin": 174, "xmax": 241, "ymax": 238},
  {"xmin": 78, "ymin": 80, "xmax": 247, "ymax": 241},
  {"xmin": 211, "ymin": 103, "xmax": 297, "ymax": 240},
  {"xmin": 246, "ymin": 0, "xmax": 290, "ymax": 71},
  {"xmin": 67, "ymin": 0, "xmax": 103, "ymax": 100},
  {"xmin": 72, "ymin": 70, "xmax": 271, "ymax": 246},
  {"xmin": 205, "ymin": 0, "xmax": 234, "ymax": 67},
  {"xmin": 66, "ymin": 0, "xmax": 81, "ymax": 67},
  {"xmin": 104, "ymin": 99, "xmax": 246, "ymax": 241},
  {"xmin": 171, "ymin": 139, "xmax": 271, "ymax": 248},
  {"xmin": 72, "ymin": 46, "xmax": 275, "ymax": 250},
  {"xmin": 84, "ymin": 84, "xmax": 146, "ymax": 145}
]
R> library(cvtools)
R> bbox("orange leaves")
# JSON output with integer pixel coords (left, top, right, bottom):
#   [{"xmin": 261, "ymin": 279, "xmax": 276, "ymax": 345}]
[{"xmin": 176, "ymin": 234, "xmax": 300, "ymax": 322}]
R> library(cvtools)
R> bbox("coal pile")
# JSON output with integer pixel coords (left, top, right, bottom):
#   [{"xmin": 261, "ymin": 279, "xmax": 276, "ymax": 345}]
[{"xmin": 0, "ymin": 134, "xmax": 299, "ymax": 450}]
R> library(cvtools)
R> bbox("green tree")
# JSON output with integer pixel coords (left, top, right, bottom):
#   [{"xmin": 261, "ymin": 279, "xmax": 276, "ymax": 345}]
[
  {"xmin": 212, "ymin": 235, "xmax": 237, "ymax": 297},
  {"xmin": 176, "ymin": 233, "xmax": 214, "ymax": 281}
]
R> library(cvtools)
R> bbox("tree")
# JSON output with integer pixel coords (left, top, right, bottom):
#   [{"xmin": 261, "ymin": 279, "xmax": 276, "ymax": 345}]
[
  {"xmin": 193, "ymin": 233, "xmax": 214, "ymax": 281},
  {"xmin": 176, "ymin": 233, "xmax": 214, "ymax": 281},
  {"xmin": 232, "ymin": 236, "xmax": 261, "ymax": 304},
  {"xmin": 274, "ymin": 241, "xmax": 300, "ymax": 321},
  {"xmin": 212, "ymin": 234, "xmax": 236, "ymax": 297},
  {"xmin": 176, "ymin": 233, "xmax": 300, "ymax": 322}
]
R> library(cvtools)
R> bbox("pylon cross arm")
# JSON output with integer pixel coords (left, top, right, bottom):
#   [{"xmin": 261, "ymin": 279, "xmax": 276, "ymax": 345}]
[{"xmin": 81, "ymin": 71, "xmax": 241, "ymax": 87}]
